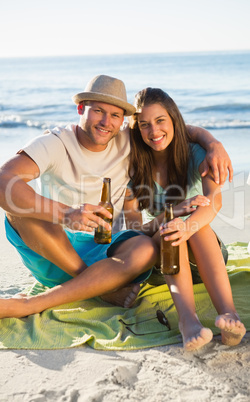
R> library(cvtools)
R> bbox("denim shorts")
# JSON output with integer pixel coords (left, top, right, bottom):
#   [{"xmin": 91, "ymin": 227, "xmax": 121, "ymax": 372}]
[{"xmin": 5, "ymin": 217, "xmax": 152, "ymax": 288}]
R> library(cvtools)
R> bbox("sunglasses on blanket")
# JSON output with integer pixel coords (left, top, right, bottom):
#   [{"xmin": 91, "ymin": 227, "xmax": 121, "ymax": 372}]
[{"xmin": 119, "ymin": 309, "xmax": 171, "ymax": 336}]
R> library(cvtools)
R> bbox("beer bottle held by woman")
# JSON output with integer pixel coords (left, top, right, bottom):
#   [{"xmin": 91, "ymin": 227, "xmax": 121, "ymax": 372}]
[
  {"xmin": 94, "ymin": 178, "xmax": 113, "ymax": 244},
  {"xmin": 161, "ymin": 202, "xmax": 180, "ymax": 275}
]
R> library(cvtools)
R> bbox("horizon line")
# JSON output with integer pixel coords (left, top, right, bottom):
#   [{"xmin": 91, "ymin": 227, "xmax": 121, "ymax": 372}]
[{"xmin": 1, "ymin": 48, "xmax": 250, "ymax": 60}]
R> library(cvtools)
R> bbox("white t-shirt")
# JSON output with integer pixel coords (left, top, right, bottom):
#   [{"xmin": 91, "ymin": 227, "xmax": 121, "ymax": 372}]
[{"xmin": 21, "ymin": 124, "xmax": 130, "ymax": 232}]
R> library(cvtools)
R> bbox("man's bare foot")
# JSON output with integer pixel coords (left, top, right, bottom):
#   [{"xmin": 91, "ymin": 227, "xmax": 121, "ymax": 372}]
[
  {"xmin": 179, "ymin": 320, "xmax": 213, "ymax": 351},
  {"xmin": 0, "ymin": 297, "xmax": 30, "ymax": 319},
  {"xmin": 100, "ymin": 283, "xmax": 141, "ymax": 308},
  {"xmin": 12, "ymin": 293, "xmax": 27, "ymax": 299},
  {"xmin": 215, "ymin": 313, "xmax": 246, "ymax": 346}
]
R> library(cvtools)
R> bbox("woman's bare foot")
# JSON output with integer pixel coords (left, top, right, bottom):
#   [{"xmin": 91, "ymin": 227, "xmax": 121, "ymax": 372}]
[
  {"xmin": 179, "ymin": 318, "xmax": 213, "ymax": 351},
  {"xmin": 100, "ymin": 283, "xmax": 141, "ymax": 308},
  {"xmin": 215, "ymin": 313, "xmax": 246, "ymax": 346}
]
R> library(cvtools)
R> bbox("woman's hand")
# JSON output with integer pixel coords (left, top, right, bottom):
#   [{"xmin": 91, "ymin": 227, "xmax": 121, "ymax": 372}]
[
  {"xmin": 160, "ymin": 217, "xmax": 195, "ymax": 246},
  {"xmin": 63, "ymin": 203, "xmax": 112, "ymax": 232},
  {"xmin": 174, "ymin": 195, "xmax": 210, "ymax": 217}
]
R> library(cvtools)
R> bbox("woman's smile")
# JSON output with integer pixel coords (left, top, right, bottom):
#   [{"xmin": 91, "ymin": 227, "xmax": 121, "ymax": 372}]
[
  {"xmin": 151, "ymin": 135, "xmax": 165, "ymax": 143},
  {"xmin": 138, "ymin": 104, "xmax": 174, "ymax": 151}
]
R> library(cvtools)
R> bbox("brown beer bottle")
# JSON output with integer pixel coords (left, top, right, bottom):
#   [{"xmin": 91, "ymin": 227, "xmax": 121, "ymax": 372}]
[
  {"xmin": 94, "ymin": 178, "xmax": 113, "ymax": 244},
  {"xmin": 160, "ymin": 203, "xmax": 180, "ymax": 275}
]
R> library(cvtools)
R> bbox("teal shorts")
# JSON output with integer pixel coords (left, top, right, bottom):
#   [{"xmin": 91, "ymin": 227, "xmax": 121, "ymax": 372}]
[{"xmin": 5, "ymin": 217, "xmax": 152, "ymax": 288}]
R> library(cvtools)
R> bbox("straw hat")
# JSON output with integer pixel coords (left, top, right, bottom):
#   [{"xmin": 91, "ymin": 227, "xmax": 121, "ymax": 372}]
[{"xmin": 72, "ymin": 75, "xmax": 136, "ymax": 116}]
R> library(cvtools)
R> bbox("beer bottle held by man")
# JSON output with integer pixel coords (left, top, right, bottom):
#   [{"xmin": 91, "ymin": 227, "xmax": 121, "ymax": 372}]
[
  {"xmin": 94, "ymin": 178, "xmax": 113, "ymax": 244},
  {"xmin": 161, "ymin": 203, "xmax": 180, "ymax": 275}
]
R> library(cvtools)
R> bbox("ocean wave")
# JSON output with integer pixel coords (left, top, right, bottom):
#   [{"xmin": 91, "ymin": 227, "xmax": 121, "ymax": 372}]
[
  {"xmin": 0, "ymin": 114, "xmax": 67, "ymax": 130},
  {"xmin": 1, "ymin": 114, "xmax": 250, "ymax": 132},
  {"xmin": 187, "ymin": 119, "xmax": 250, "ymax": 130},
  {"xmin": 191, "ymin": 103, "xmax": 250, "ymax": 113}
]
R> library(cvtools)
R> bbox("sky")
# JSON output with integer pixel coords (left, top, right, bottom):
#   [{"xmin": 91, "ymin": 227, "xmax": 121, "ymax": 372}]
[{"xmin": 1, "ymin": 0, "xmax": 250, "ymax": 58}]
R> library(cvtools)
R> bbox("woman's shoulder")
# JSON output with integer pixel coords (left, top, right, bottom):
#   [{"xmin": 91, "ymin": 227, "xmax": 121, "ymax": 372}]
[
  {"xmin": 188, "ymin": 142, "xmax": 206, "ymax": 165},
  {"xmin": 189, "ymin": 142, "xmax": 206, "ymax": 155}
]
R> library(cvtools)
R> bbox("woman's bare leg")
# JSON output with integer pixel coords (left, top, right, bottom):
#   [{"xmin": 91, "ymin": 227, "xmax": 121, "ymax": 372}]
[
  {"xmin": 165, "ymin": 242, "xmax": 213, "ymax": 351},
  {"xmin": 152, "ymin": 232, "xmax": 213, "ymax": 351},
  {"xmin": 0, "ymin": 235, "xmax": 158, "ymax": 318},
  {"xmin": 189, "ymin": 225, "xmax": 246, "ymax": 346}
]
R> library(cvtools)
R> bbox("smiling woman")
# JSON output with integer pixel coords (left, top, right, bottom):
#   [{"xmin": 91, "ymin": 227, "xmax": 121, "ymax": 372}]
[
  {"xmin": 138, "ymin": 104, "xmax": 174, "ymax": 153},
  {"xmin": 129, "ymin": 88, "xmax": 190, "ymax": 210},
  {"xmin": 123, "ymin": 87, "xmax": 247, "ymax": 351}
]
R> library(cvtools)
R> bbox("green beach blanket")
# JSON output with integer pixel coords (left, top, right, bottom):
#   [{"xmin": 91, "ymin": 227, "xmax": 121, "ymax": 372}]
[{"xmin": 0, "ymin": 242, "xmax": 249, "ymax": 350}]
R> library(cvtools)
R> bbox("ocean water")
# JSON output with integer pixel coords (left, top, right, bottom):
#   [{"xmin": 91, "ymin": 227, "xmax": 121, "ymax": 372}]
[{"xmin": 0, "ymin": 51, "xmax": 250, "ymax": 172}]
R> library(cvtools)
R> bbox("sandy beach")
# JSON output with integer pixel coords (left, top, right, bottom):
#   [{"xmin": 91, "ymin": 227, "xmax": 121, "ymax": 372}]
[{"xmin": 0, "ymin": 174, "xmax": 250, "ymax": 402}]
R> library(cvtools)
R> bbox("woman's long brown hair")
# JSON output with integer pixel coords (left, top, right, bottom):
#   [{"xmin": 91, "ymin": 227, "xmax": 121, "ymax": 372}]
[{"xmin": 129, "ymin": 88, "xmax": 191, "ymax": 213}]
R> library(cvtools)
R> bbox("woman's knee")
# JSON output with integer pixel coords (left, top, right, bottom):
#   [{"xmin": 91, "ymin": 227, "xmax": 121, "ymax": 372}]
[{"xmin": 189, "ymin": 225, "xmax": 216, "ymax": 247}]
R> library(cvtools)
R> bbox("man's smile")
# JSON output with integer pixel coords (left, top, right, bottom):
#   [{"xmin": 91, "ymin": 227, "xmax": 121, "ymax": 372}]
[{"xmin": 96, "ymin": 126, "xmax": 111, "ymax": 134}]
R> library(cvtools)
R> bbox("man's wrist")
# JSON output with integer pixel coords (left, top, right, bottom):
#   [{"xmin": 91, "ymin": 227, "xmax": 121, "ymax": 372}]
[
  {"xmin": 52, "ymin": 203, "xmax": 71, "ymax": 225},
  {"xmin": 206, "ymin": 139, "xmax": 221, "ymax": 150}
]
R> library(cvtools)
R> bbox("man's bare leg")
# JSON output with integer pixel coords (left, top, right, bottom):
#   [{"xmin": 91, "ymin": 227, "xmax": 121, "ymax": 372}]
[
  {"xmin": 6, "ymin": 213, "xmax": 88, "ymax": 276},
  {"xmin": 0, "ymin": 235, "xmax": 158, "ymax": 318},
  {"xmin": 6, "ymin": 213, "xmax": 152, "ymax": 307},
  {"xmin": 189, "ymin": 225, "xmax": 246, "ymax": 346}
]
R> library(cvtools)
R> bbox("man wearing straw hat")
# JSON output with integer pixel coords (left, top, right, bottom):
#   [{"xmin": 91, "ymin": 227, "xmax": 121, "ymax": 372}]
[{"xmin": 0, "ymin": 74, "xmax": 233, "ymax": 317}]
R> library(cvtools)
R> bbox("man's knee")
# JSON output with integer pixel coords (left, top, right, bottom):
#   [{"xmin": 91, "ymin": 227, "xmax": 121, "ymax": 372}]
[
  {"xmin": 114, "ymin": 235, "xmax": 158, "ymax": 267},
  {"xmin": 6, "ymin": 212, "xmax": 19, "ymax": 231},
  {"xmin": 6, "ymin": 213, "xmax": 65, "ymax": 247}
]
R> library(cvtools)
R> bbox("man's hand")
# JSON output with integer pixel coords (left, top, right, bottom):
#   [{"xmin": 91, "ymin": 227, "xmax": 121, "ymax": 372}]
[
  {"xmin": 63, "ymin": 203, "xmax": 112, "ymax": 232},
  {"xmin": 186, "ymin": 125, "xmax": 233, "ymax": 186},
  {"xmin": 201, "ymin": 141, "xmax": 233, "ymax": 186}
]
